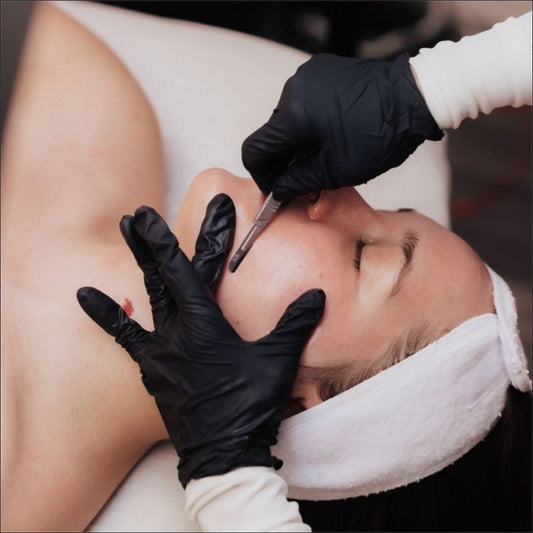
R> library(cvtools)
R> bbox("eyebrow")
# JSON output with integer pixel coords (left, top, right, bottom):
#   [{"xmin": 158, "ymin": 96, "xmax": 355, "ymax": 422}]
[{"xmin": 390, "ymin": 229, "xmax": 419, "ymax": 298}]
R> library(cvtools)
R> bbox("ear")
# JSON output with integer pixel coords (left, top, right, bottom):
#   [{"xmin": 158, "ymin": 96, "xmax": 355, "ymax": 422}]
[{"xmin": 305, "ymin": 190, "xmax": 334, "ymax": 220}]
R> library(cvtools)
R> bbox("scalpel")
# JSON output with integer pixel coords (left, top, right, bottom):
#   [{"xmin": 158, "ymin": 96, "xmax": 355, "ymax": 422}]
[{"xmin": 228, "ymin": 191, "xmax": 282, "ymax": 273}]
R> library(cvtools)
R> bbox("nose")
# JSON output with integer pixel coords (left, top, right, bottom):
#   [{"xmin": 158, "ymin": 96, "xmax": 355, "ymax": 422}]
[
  {"xmin": 305, "ymin": 190, "xmax": 334, "ymax": 220},
  {"xmin": 305, "ymin": 187, "xmax": 377, "ymax": 229}
]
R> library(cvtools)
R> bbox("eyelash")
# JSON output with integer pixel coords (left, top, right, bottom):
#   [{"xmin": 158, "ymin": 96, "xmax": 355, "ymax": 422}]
[
  {"xmin": 353, "ymin": 239, "xmax": 367, "ymax": 271},
  {"xmin": 353, "ymin": 231, "xmax": 417, "ymax": 272},
  {"xmin": 401, "ymin": 232, "xmax": 418, "ymax": 263}
]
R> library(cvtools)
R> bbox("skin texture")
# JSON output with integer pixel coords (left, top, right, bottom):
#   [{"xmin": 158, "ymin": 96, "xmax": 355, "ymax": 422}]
[
  {"xmin": 175, "ymin": 171, "xmax": 494, "ymax": 408},
  {"xmin": 1, "ymin": 3, "xmax": 167, "ymax": 530},
  {"xmin": 1, "ymin": 3, "xmax": 493, "ymax": 530}
]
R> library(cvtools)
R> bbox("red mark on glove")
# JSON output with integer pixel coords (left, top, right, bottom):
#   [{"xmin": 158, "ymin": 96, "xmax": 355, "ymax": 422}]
[{"xmin": 122, "ymin": 298, "xmax": 134, "ymax": 317}]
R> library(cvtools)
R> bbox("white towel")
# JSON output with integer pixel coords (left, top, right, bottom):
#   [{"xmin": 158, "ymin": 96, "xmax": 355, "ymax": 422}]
[{"xmin": 273, "ymin": 266, "xmax": 531, "ymax": 500}]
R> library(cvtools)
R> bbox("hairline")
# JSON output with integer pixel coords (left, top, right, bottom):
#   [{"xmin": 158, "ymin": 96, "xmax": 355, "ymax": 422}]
[{"xmin": 299, "ymin": 320, "xmax": 441, "ymax": 402}]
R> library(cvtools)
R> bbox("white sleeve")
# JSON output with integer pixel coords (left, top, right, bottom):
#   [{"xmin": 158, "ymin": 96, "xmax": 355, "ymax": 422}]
[
  {"xmin": 185, "ymin": 466, "xmax": 312, "ymax": 532},
  {"xmin": 409, "ymin": 11, "xmax": 532, "ymax": 129}
]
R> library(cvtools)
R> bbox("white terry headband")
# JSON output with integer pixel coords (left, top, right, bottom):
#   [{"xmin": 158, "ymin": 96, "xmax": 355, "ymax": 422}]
[{"xmin": 273, "ymin": 266, "xmax": 531, "ymax": 501}]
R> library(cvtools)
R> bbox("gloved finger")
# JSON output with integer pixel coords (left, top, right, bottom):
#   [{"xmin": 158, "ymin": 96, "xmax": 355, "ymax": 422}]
[
  {"xmin": 263, "ymin": 288, "xmax": 326, "ymax": 350},
  {"xmin": 76, "ymin": 286, "xmax": 150, "ymax": 362},
  {"xmin": 191, "ymin": 193, "xmax": 236, "ymax": 292},
  {"xmin": 271, "ymin": 150, "xmax": 333, "ymax": 202},
  {"xmin": 242, "ymin": 116, "xmax": 304, "ymax": 196},
  {"xmin": 132, "ymin": 206, "xmax": 217, "ymax": 313},
  {"xmin": 120, "ymin": 215, "xmax": 176, "ymax": 330}
]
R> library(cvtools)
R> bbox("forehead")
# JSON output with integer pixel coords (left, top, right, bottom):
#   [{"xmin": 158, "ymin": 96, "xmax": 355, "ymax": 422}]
[{"xmin": 377, "ymin": 209, "xmax": 494, "ymax": 333}]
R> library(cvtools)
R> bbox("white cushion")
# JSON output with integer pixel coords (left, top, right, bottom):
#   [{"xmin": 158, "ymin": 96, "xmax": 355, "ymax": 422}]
[{"xmin": 54, "ymin": 0, "xmax": 450, "ymax": 226}]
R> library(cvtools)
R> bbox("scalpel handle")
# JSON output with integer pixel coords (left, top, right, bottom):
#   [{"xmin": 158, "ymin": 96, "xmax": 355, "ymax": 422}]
[
  {"xmin": 255, "ymin": 192, "xmax": 282, "ymax": 222},
  {"xmin": 228, "ymin": 224, "xmax": 261, "ymax": 272},
  {"xmin": 228, "ymin": 192, "xmax": 281, "ymax": 273}
]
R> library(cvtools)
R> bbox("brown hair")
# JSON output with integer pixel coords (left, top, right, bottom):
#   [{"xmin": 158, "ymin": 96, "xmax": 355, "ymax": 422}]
[
  {"xmin": 296, "ymin": 387, "xmax": 532, "ymax": 531},
  {"xmin": 304, "ymin": 319, "xmax": 438, "ymax": 401}
]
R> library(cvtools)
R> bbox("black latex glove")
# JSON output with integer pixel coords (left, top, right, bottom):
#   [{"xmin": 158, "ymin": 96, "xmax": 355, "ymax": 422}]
[
  {"xmin": 76, "ymin": 194, "xmax": 325, "ymax": 487},
  {"xmin": 242, "ymin": 53, "xmax": 443, "ymax": 201}
]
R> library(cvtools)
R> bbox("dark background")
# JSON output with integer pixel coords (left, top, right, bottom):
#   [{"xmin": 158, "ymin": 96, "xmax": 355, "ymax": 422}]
[{"xmin": 97, "ymin": 1, "xmax": 455, "ymax": 56}]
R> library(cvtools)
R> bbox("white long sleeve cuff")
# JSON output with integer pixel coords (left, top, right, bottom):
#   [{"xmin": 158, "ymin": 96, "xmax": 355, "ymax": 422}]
[
  {"xmin": 410, "ymin": 11, "xmax": 532, "ymax": 129},
  {"xmin": 185, "ymin": 467, "xmax": 311, "ymax": 532}
]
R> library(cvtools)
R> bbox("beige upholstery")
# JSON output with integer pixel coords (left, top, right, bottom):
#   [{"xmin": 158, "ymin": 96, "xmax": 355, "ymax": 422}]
[
  {"xmin": 51, "ymin": 2, "xmax": 452, "ymax": 530},
  {"xmin": 54, "ymin": 1, "xmax": 451, "ymax": 227}
]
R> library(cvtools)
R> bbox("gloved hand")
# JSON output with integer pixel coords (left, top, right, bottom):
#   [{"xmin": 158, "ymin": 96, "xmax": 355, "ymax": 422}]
[
  {"xmin": 242, "ymin": 53, "xmax": 443, "ymax": 201},
  {"xmin": 76, "ymin": 194, "xmax": 325, "ymax": 487}
]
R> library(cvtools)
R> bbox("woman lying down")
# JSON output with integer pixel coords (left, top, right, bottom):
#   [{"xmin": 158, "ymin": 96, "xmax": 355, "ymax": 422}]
[{"xmin": 1, "ymin": 3, "xmax": 530, "ymax": 532}]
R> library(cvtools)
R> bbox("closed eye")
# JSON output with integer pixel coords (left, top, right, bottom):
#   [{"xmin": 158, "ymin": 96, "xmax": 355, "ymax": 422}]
[
  {"xmin": 353, "ymin": 239, "xmax": 367, "ymax": 271},
  {"xmin": 390, "ymin": 229, "xmax": 419, "ymax": 297}
]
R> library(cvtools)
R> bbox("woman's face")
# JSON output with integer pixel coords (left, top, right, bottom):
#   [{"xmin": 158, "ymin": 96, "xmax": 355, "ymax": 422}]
[{"xmin": 175, "ymin": 169, "xmax": 494, "ymax": 409}]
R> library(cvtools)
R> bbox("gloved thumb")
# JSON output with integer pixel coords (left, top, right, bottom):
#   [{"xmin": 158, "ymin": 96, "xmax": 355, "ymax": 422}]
[
  {"xmin": 271, "ymin": 151, "xmax": 330, "ymax": 202},
  {"xmin": 192, "ymin": 193, "xmax": 235, "ymax": 292},
  {"xmin": 266, "ymin": 289, "xmax": 326, "ymax": 349}
]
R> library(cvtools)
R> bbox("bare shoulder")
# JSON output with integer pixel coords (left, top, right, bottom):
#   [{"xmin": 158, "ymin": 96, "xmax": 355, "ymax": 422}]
[
  {"xmin": 0, "ymin": 4, "xmax": 168, "ymax": 529},
  {"xmin": 1, "ymin": 1, "xmax": 164, "ymax": 248}
]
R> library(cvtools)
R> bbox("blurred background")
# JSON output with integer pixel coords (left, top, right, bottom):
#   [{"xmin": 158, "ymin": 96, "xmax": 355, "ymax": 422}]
[{"xmin": 2, "ymin": 1, "xmax": 531, "ymax": 364}]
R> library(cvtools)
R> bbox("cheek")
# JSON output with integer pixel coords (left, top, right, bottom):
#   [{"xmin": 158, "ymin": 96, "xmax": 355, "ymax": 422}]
[
  {"xmin": 216, "ymin": 230, "xmax": 334, "ymax": 341},
  {"xmin": 301, "ymin": 297, "xmax": 390, "ymax": 370}
]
